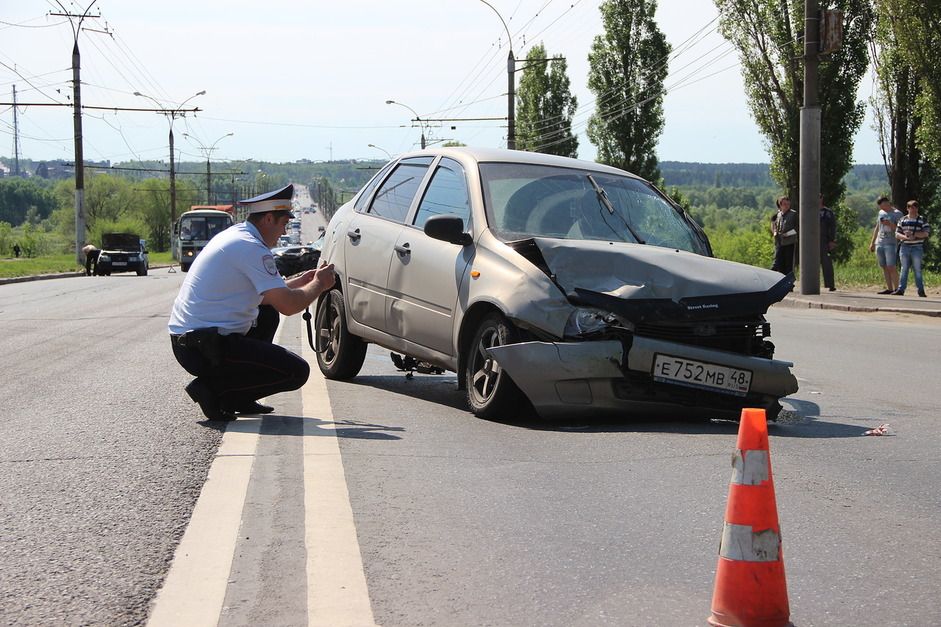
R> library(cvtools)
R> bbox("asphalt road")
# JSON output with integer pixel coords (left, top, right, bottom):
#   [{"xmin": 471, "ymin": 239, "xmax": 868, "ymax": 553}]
[
  {"xmin": 1, "ymin": 261, "xmax": 939, "ymax": 625},
  {"xmin": 0, "ymin": 272, "xmax": 222, "ymax": 625}
]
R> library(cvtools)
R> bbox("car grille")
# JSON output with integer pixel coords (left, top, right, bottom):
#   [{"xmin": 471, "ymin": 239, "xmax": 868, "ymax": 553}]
[{"xmin": 634, "ymin": 318, "xmax": 770, "ymax": 355}]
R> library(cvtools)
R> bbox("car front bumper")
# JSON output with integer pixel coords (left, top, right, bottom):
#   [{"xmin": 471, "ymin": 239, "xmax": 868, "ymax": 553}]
[{"xmin": 487, "ymin": 336, "xmax": 798, "ymax": 420}]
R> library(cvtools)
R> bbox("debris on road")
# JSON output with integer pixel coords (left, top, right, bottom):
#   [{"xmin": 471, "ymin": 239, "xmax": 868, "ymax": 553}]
[{"xmin": 864, "ymin": 423, "xmax": 891, "ymax": 436}]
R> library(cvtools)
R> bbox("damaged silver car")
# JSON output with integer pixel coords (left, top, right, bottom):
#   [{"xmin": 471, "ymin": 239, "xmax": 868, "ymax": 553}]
[{"xmin": 315, "ymin": 147, "xmax": 797, "ymax": 420}]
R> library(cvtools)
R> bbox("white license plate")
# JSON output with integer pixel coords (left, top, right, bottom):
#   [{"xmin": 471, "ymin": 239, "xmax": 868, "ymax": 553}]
[
  {"xmin": 652, "ymin": 354, "xmax": 752, "ymax": 397},
  {"xmin": 112, "ymin": 261, "xmax": 127, "ymax": 266}
]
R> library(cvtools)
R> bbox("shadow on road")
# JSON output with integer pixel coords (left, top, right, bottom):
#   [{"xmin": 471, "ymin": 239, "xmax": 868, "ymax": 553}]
[
  {"xmin": 199, "ymin": 414, "xmax": 404, "ymax": 440},
  {"xmin": 336, "ymin": 374, "xmax": 872, "ymax": 439}
]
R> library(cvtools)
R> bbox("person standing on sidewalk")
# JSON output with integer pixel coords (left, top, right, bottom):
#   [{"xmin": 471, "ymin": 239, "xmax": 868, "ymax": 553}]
[
  {"xmin": 869, "ymin": 197, "xmax": 903, "ymax": 294},
  {"xmin": 771, "ymin": 196, "xmax": 798, "ymax": 276},
  {"xmin": 819, "ymin": 195, "xmax": 837, "ymax": 291},
  {"xmin": 893, "ymin": 200, "xmax": 930, "ymax": 297}
]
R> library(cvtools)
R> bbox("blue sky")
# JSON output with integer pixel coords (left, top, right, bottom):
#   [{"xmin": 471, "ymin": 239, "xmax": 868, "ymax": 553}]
[{"xmin": 1, "ymin": 0, "xmax": 883, "ymax": 167}]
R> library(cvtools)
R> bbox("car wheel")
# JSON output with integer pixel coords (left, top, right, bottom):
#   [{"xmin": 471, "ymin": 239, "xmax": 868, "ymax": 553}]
[
  {"xmin": 315, "ymin": 289, "xmax": 367, "ymax": 379},
  {"xmin": 180, "ymin": 262, "xmax": 190, "ymax": 273},
  {"xmin": 465, "ymin": 312, "xmax": 527, "ymax": 419},
  {"xmin": 137, "ymin": 265, "xmax": 148, "ymax": 276}
]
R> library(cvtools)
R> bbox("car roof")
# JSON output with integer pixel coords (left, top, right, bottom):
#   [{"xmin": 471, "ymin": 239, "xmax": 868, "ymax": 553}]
[{"xmin": 394, "ymin": 146, "xmax": 643, "ymax": 181}]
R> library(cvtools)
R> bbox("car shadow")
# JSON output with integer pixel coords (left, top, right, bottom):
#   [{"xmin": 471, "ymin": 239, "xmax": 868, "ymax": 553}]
[
  {"xmin": 199, "ymin": 413, "xmax": 404, "ymax": 440},
  {"xmin": 342, "ymin": 373, "xmax": 470, "ymax": 412}
]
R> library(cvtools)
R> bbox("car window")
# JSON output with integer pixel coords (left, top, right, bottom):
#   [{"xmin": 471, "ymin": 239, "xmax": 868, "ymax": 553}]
[
  {"xmin": 354, "ymin": 161, "xmax": 395, "ymax": 212},
  {"xmin": 413, "ymin": 159, "xmax": 470, "ymax": 229},
  {"xmin": 368, "ymin": 161, "xmax": 431, "ymax": 223}
]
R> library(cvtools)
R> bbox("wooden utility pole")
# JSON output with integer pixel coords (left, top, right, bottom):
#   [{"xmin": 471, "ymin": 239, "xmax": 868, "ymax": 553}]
[
  {"xmin": 799, "ymin": 0, "xmax": 821, "ymax": 294},
  {"xmin": 12, "ymin": 85, "xmax": 20, "ymax": 176},
  {"xmin": 507, "ymin": 50, "xmax": 516, "ymax": 150}
]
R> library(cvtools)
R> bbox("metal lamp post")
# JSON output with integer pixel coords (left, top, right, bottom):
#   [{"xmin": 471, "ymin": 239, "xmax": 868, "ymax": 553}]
[
  {"xmin": 367, "ymin": 143, "xmax": 393, "ymax": 159},
  {"xmin": 479, "ymin": 0, "xmax": 515, "ymax": 149},
  {"xmin": 385, "ymin": 100, "xmax": 426, "ymax": 149},
  {"xmin": 134, "ymin": 90, "xmax": 206, "ymax": 224},
  {"xmin": 183, "ymin": 132, "xmax": 234, "ymax": 204}
]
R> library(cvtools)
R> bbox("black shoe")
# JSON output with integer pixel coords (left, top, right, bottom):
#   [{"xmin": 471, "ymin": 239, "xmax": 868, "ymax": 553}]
[
  {"xmin": 918, "ymin": 291, "xmax": 927, "ymax": 298},
  {"xmin": 892, "ymin": 290, "xmax": 905, "ymax": 296},
  {"xmin": 233, "ymin": 401, "xmax": 275, "ymax": 415},
  {"xmin": 828, "ymin": 287, "xmax": 836, "ymax": 291},
  {"xmin": 877, "ymin": 289, "xmax": 893, "ymax": 295},
  {"xmin": 185, "ymin": 379, "xmax": 237, "ymax": 421}
]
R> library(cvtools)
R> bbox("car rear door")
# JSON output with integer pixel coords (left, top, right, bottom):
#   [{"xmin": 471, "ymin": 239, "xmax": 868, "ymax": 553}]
[
  {"xmin": 343, "ymin": 157, "xmax": 432, "ymax": 333},
  {"xmin": 386, "ymin": 158, "xmax": 474, "ymax": 355}
]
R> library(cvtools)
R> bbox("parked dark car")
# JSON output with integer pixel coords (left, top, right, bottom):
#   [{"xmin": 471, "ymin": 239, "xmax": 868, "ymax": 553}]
[
  {"xmin": 271, "ymin": 233, "xmax": 324, "ymax": 276},
  {"xmin": 96, "ymin": 233, "xmax": 148, "ymax": 276}
]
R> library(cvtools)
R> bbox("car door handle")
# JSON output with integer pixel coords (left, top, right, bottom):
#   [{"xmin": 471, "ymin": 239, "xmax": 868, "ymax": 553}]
[
  {"xmin": 347, "ymin": 228, "xmax": 361, "ymax": 242},
  {"xmin": 394, "ymin": 243, "xmax": 411, "ymax": 256}
]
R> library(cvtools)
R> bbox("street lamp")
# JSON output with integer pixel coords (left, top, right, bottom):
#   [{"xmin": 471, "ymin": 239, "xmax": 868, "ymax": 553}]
[
  {"xmin": 478, "ymin": 0, "xmax": 515, "ymax": 149},
  {"xmin": 134, "ymin": 89, "xmax": 206, "ymax": 223},
  {"xmin": 184, "ymin": 132, "xmax": 234, "ymax": 204},
  {"xmin": 367, "ymin": 143, "xmax": 393, "ymax": 160},
  {"xmin": 386, "ymin": 99, "xmax": 426, "ymax": 149}
]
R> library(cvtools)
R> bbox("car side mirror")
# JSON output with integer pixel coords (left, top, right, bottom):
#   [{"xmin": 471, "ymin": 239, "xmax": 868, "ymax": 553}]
[{"xmin": 424, "ymin": 214, "xmax": 472, "ymax": 246}]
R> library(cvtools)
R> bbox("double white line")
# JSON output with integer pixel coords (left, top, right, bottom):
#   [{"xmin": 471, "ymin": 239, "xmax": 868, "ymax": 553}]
[{"xmin": 147, "ymin": 334, "xmax": 375, "ymax": 626}]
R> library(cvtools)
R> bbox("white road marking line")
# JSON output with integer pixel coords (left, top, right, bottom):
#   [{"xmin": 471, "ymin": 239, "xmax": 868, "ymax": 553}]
[
  {"xmin": 302, "ymin": 341, "xmax": 376, "ymax": 627},
  {"xmin": 148, "ymin": 321, "xmax": 291, "ymax": 626},
  {"xmin": 146, "ymin": 418, "xmax": 261, "ymax": 626}
]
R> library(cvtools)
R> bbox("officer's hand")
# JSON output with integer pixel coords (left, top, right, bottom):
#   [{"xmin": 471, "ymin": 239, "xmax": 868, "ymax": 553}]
[{"xmin": 312, "ymin": 263, "xmax": 336, "ymax": 292}]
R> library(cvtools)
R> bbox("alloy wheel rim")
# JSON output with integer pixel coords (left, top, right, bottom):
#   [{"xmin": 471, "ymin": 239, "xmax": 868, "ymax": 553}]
[{"xmin": 471, "ymin": 326, "xmax": 502, "ymax": 403}]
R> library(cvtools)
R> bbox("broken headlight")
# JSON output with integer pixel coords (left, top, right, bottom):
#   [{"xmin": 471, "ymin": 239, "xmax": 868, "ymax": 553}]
[{"xmin": 564, "ymin": 307, "xmax": 633, "ymax": 337}]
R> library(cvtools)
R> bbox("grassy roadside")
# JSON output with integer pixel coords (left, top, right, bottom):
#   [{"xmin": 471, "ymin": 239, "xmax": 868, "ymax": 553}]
[
  {"xmin": 0, "ymin": 251, "xmax": 175, "ymax": 279},
  {"xmin": 2, "ymin": 251, "xmax": 938, "ymax": 294}
]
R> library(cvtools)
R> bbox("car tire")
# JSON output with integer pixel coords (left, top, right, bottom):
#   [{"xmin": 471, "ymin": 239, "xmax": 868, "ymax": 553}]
[
  {"xmin": 315, "ymin": 289, "xmax": 367, "ymax": 379},
  {"xmin": 137, "ymin": 265, "xmax": 148, "ymax": 276},
  {"xmin": 180, "ymin": 262, "xmax": 190, "ymax": 273},
  {"xmin": 465, "ymin": 312, "xmax": 528, "ymax": 419}
]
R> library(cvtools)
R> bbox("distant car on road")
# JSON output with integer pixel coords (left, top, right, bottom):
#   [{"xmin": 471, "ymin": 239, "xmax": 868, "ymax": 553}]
[
  {"xmin": 270, "ymin": 233, "xmax": 324, "ymax": 277},
  {"xmin": 315, "ymin": 147, "xmax": 798, "ymax": 421},
  {"xmin": 96, "ymin": 233, "xmax": 149, "ymax": 276}
]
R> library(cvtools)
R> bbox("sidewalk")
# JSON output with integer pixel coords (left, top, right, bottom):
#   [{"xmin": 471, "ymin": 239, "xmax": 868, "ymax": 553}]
[{"xmin": 778, "ymin": 288, "xmax": 941, "ymax": 318}]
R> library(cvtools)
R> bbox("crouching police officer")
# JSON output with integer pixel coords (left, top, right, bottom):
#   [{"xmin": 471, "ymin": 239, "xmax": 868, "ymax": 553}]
[{"xmin": 168, "ymin": 184, "xmax": 335, "ymax": 421}]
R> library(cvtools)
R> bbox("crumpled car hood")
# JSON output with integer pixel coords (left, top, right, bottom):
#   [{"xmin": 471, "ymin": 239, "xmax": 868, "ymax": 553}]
[{"xmin": 515, "ymin": 238, "xmax": 792, "ymax": 322}]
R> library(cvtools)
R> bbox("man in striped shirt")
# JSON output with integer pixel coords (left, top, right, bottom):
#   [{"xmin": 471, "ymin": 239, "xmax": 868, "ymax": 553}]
[{"xmin": 893, "ymin": 200, "xmax": 931, "ymax": 297}]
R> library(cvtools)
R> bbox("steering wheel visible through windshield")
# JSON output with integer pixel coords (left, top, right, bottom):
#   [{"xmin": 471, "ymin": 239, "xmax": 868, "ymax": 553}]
[{"xmin": 479, "ymin": 162, "xmax": 708, "ymax": 255}]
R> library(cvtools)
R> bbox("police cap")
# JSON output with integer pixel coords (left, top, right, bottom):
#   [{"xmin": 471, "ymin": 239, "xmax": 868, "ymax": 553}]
[{"xmin": 239, "ymin": 184, "xmax": 294, "ymax": 215}]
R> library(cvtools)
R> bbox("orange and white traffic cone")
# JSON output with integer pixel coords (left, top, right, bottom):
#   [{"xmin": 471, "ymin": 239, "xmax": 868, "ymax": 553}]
[{"xmin": 707, "ymin": 408, "xmax": 791, "ymax": 627}]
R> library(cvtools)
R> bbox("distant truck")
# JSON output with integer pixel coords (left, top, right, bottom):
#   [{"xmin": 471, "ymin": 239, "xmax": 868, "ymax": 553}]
[{"xmin": 173, "ymin": 208, "xmax": 234, "ymax": 272}]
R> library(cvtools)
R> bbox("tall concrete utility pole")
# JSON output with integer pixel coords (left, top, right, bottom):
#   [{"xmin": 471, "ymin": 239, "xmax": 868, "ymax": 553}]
[
  {"xmin": 12, "ymin": 85, "xmax": 20, "ymax": 176},
  {"xmin": 799, "ymin": 0, "xmax": 821, "ymax": 294},
  {"xmin": 51, "ymin": 1, "xmax": 101, "ymax": 265},
  {"xmin": 507, "ymin": 50, "xmax": 516, "ymax": 150}
]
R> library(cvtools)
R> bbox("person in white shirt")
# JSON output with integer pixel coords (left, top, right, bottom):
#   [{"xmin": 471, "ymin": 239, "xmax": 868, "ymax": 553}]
[{"xmin": 168, "ymin": 184, "xmax": 335, "ymax": 421}]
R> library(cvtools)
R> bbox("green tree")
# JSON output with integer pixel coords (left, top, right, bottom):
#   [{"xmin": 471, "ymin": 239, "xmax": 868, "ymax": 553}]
[
  {"xmin": 137, "ymin": 178, "xmax": 173, "ymax": 251},
  {"xmin": 870, "ymin": 1, "xmax": 924, "ymax": 210},
  {"xmin": 587, "ymin": 0, "xmax": 670, "ymax": 182},
  {"xmin": 713, "ymin": 0, "xmax": 874, "ymax": 203},
  {"xmin": 878, "ymin": 0, "xmax": 940, "ymax": 165},
  {"xmin": 516, "ymin": 42, "xmax": 579, "ymax": 157}
]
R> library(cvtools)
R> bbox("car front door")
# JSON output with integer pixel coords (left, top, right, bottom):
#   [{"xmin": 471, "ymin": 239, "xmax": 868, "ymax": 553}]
[
  {"xmin": 386, "ymin": 158, "xmax": 474, "ymax": 356},
  {"xmin": 343, "ymin": 157, "xmax": 432, "ymax": 333}
]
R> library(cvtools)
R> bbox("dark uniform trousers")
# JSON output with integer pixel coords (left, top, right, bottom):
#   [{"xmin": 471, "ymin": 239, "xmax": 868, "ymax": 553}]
[{"xmin": 171, "ymin": 305, "xmax": 310, "ymax": 410}]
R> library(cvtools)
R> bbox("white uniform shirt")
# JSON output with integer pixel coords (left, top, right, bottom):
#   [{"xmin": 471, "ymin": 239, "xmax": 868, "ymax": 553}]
[{"xmin": 168, "ymin": 221, "xmax": 286, "ymax": 335}]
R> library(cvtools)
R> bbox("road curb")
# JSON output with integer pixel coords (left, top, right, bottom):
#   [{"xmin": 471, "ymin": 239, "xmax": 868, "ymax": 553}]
[
  {"xmin": 0, "ymin": 264, "xmax": 176, "ymax": 287},
  {"xmin": 777, "ymin": 294, "xmax": 941, "ymax": 318}
]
